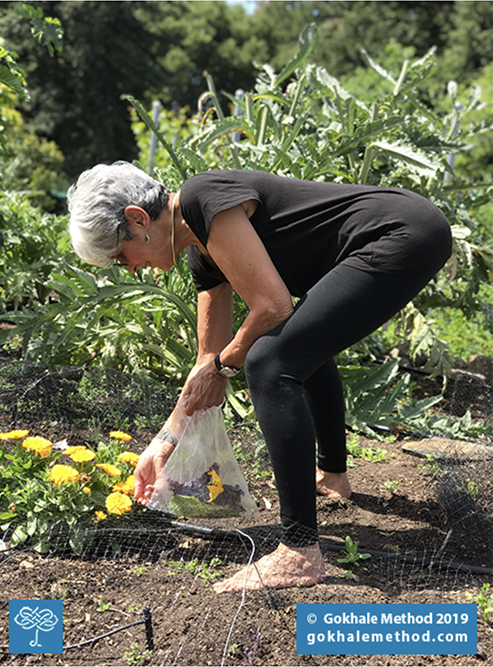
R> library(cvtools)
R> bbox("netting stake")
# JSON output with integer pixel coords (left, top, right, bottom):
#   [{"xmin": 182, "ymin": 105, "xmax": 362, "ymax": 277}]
[{"xmin": 143, "ymin": 605, "xmax": 154, "ymax": 652}]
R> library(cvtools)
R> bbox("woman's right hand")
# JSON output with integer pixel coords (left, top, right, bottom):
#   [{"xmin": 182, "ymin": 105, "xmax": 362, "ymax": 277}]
[{"xmin": 134, "ymin": 439, "xmax": 175, "ymax": 505}]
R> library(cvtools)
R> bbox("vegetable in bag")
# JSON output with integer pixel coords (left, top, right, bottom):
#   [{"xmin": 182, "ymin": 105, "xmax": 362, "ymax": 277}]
[{"xmin": 148, "ymin": 407, "xmax": 259, "ymax": 519}]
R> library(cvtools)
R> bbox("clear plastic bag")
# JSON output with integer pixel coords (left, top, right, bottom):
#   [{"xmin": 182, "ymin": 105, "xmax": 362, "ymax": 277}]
[{"xmin": 148, "ymin": 407, "xmax": 259, "ymax": 519}]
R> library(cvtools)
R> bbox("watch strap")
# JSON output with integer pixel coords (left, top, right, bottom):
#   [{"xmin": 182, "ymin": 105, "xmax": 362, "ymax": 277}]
[{"xmin": 214, "ymin": 353, "xmax": 239, "ymax": 375}]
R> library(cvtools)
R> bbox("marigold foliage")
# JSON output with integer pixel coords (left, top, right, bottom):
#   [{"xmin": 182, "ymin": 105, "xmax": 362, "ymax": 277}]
[
  {"xmin": 106, "ymin": 491, "xmax": 133, "ymax": 515},
  {"xmin": 1, "ymin": 429, "xmax": 142, "ymax": 553},
  {"xmin": 22, "ymin": 436, "xmax": 52, "ymax": 458}
]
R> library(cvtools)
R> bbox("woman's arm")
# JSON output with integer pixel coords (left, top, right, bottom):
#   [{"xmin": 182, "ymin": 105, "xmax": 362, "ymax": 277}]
[
  {"xmin": 206, "ymin": 202, "xmax": 294, "ymax": 368},
  {"xmin": 182, "ymin": 203, "xmax": 294, "ymax": 413},
  {"xmin": 134, "ymin": 281, "xmax": 233, "ymax": 503}
]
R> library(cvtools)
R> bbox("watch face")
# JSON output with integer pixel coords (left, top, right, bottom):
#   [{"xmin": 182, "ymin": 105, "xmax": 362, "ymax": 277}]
[{"xmin": 218, "ymin": 367, "xmax": 238, "ymax": 378}]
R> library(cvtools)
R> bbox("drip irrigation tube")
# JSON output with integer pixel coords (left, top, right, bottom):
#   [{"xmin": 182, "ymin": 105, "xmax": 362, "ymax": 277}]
[
  {"xmin": 64, "ymin": 606, "xmax": 153, "ymax": 651},
  {"xmin": 0, "ymin": 607, "xmax": 154, "ymax": 653},
  {"xmin": 166, "ymin": 524, "xmax": 493, "ymax": 577},
  {"xmin": 318, "ymin": 538, "xmax": 493, "ymax": 576},
  {"xmin": 162, "ymin": 524, "xmax": 493, "ymax": 577}
]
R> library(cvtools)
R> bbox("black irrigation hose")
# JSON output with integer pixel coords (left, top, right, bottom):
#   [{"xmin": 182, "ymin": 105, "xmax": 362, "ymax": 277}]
[
  {"xmin": 0, "ymin": 607, "xmax": 154, "ymax": 653},
  {"xmin": 168, "ymin": 519, "xmax": 240, "ymax": 541},
  {"xmin": 318, "ymin": 538, "xmax": 493, "ymax": 576},
  {"xmin": 164, "ymin": 524, "xmax": 493, "ymax": 576},
  {"xmin": 64, "ymin": 606, "xmax": 153, "ymax": 651}
]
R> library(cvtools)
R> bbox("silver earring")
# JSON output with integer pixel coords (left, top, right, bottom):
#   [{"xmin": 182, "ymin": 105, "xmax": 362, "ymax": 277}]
[{"xmin": 145, "ymin": 234, "xmax": 150, "ymax": 243}]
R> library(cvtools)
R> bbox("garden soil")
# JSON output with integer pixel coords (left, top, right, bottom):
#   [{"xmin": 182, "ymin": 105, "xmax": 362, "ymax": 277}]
[{"xmin": 0, "ymin": 363, "xmax": 492, "ymax": 667}]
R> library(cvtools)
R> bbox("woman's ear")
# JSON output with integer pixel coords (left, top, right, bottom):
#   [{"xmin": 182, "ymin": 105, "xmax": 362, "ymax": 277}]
[{"xmin": 124, "ymin": 205, "xmax": 150, "ymax": 232}]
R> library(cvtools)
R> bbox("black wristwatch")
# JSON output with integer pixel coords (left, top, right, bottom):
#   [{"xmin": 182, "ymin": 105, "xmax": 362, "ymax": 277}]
[{"xmin": 214, "ymin": 353, "xmax": 240, "ymax": 378}]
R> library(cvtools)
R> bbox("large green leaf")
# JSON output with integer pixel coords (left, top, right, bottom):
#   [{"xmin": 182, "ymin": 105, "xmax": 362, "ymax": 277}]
[
  {"xmin": 371, "ymin": 140, "xmax": 443, "ymax": 177},
  {"xmin": 122, "ymin": 95, "xmax": 187, "ymax": 178},
  {"xmin": 273, "ymin": 24, "xmax": 318, "ymax": 88}
]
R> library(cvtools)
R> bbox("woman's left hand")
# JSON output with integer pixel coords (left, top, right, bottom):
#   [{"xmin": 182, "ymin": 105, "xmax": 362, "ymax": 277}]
[{"xmin": 182, "ymin": 360, "xmax": 228, "ymax": 415}]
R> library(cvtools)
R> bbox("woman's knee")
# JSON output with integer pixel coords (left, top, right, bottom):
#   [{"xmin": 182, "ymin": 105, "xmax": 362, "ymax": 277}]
[{"xmin": 245, "ymin": 335, "xmax": 285, "ymax": 390}]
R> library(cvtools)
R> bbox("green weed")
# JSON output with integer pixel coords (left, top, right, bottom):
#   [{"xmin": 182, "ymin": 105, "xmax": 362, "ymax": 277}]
[
  {"xmin": 347, "ymin": 434, "xmax": 388, "ymax": 463},
  {"xmin": 124, "ymin": 642, "xmax": 152, "ymax": 666},
  {"xmin": 97, "ymin": 595, "xmax": 111, "ymax": 612},
  {"xmin": 337, "ymin": 536, "xmax": 371, "ymax": 568},
  {"xmin": 164, "ymin": 557, "xmax": 222, "ymax": 583},
  {"xmin": 381, "ymin": 479, "xmax": 400, "ymax": 493},
  {"xmin": 465, "ymin": 584, "xmax": 493, "ymax": 624}
]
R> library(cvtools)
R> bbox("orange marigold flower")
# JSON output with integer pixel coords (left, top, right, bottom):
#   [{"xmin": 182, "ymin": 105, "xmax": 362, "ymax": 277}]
[
  {"xmin": 0, "ymin": 430, "xmax": 29, "ymax": 440},
  {"xmin": 112, "ymin": 475, "xmax": 135, "ymax": 495},
  {"xmin": 49, "ymin": 464, "xmax": 80, "ymax": 487},
  {"xmin": 109, "ymin": 431, "xmax": 132, "ymax": 441},
  {"xmin": 117, "ymin": 451, "xmax": 140, "ymax": 466},
  {"xmin": 95, "ymin": 511, "xmax": 107, "ymax": 521},
  {"xmin": 105, "ymin": 492, "xmax": 132, "ymax": 515},
  {"xmin": 22, "ymin": 436, "xmax": 52, "ymax": 458},
  {"xmin": 96, "ymin": 463, "xmax": 122, "ymax": 478},
  {"xmin": 69, "ymin": 448, "xmax": 95, "ymax": 463}
]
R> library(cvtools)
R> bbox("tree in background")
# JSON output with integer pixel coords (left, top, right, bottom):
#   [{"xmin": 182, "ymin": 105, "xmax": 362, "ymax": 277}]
[
  {"xmin": 0, "ymin": 1, "xmax": 156, "ymax": 176},
  {"xmin": 1, "ymin": 1, "xmax": 491, "ymax": 178},
  {"xmin": 133, "ymin": 1, "xmax": 268, "ymax": 109}
]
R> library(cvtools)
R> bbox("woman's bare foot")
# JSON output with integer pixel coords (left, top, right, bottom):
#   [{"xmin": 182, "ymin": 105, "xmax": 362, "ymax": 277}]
[
  {"xmin": 316, "ymin": 469, "xmax": 351, "ymax": 499},
  {"xmin": 213, "ymin": 542, "xmax": 325, "ymax": 593}
]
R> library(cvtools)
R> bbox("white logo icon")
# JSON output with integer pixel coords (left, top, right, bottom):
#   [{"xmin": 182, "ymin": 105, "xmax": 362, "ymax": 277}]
[
  {"xmin": 307, "ymin": 613, "xmax": 317, "ymax": 624},
  {"xmin": 14, "ymin": 606, "xmax": 59, "ymax": 648}
]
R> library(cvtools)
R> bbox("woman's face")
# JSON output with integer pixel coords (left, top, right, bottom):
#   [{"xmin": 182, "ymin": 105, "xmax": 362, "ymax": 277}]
[
  {"xmin": 115, "ymin": 237, "xmax": 174, "ymax": 273},
  {"xmin": 114, "ymin": 205, "xmax": 175, "ymax": 273}
]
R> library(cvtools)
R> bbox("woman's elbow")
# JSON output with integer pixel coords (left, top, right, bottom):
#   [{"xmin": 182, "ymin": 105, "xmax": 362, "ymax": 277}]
[{"xmin": 261, "ymin": 299, "xmax": 294, "ymax": 330}]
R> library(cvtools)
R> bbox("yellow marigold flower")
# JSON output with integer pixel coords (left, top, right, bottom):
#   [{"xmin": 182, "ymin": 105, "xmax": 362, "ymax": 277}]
[
  {"xmin": 82, "ymin": 487, "xmax": 91, "ymax": 495},
  {"xmin": 64, "ymin": 446, "xmax": 87, "ymax": 455},
  {"xmin": 96, "ymin": 463, "xmax": 122, "ymax": 478},
  {"xmin": 0, "ymin": 429, "xmax": 29, "ymax": 440},
  {"xmin": 106, "ymin": 492, "xmax": 133, "ymax": 515},
  {"xmin": 117, "ymin": 451, "xmax": 140, "ymax": 466},
  {"xmin": 207, "ymin": 469, "xmax": 224, "ymax": 502},
  {"xmin": 109, "ymin": 430, "xmax": 132, "ymax": 441},
  {"xmin": 95, "ymin": 511, "xmax": 107, "ymax": 521},
  {"xmin": 22, "ymin": 436, "xmax": 52, "ymax": 458},
  {"xmin": 49, "ymin": 464, "xmax": 80, "ymax": 487},
  {"xmin": 69, "ymin": 448, "xmax": 95, "ymax": 463},
  {"xmin": 112, "ymin": 475, "xmax": 135, "ymax": 495}
]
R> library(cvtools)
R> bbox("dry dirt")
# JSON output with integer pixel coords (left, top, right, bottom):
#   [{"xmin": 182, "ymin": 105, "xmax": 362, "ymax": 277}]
[{"xmin": 0, "ymin": 361, "xmax": 492, "ymax": 667}]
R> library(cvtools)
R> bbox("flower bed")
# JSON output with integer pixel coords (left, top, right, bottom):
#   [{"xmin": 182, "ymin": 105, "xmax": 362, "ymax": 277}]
[{"xmin": 0, "ymin": 429, "xmax": 144, "ymax": 554}]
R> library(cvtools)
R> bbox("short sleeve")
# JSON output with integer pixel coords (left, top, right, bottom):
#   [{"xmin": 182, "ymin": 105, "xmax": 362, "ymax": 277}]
[
  {"xmin": 186, "ymin": 246, "xmax": 228, "ymax": 292},
  {"xmin": 180, "ymin": 171, "xmax": 261, "ymax": 246}
]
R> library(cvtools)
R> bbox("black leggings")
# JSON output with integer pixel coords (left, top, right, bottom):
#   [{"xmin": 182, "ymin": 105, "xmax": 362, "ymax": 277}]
[{"xmin": 244, "ymin": 264, "xmax": 443, "ymax": 547}]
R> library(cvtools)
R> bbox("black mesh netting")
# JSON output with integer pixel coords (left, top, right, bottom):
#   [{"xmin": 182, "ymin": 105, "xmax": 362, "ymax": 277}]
[{"xmin": 1, "ymin": 360, "xmax": 492, "ymax": 666}]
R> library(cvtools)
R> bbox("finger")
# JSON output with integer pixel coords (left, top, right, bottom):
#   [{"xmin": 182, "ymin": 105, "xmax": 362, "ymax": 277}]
[
  {"xmin": 144, "ymin": 484, "xmax": 155, "ymax": 499},
  {"xmin": 134, "ymin": 479, "xmax": 144, "ymax": 499}
]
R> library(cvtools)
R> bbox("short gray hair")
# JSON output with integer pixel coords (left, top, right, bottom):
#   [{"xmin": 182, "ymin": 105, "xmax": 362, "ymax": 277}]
[{"xmin": 68, "ymin": 161, "xmax": 170, "ymax": 267}]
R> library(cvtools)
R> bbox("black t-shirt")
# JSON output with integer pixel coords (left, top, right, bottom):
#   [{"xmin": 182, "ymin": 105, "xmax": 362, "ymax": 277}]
[{"xmin": 181, "ymin": 170, "xmax": 451, "ymax": 297}]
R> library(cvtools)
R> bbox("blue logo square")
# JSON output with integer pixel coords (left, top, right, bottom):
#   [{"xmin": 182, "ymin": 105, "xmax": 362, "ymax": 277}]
[{"xmin": 9, "ymin": 600, "xmax": 63, "ymax": 654}]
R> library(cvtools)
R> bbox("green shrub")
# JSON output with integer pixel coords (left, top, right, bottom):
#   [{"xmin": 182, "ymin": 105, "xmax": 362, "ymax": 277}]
[{"xmin": 0, "ymin": 193, "xmax": 71, "ymax": 310}]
